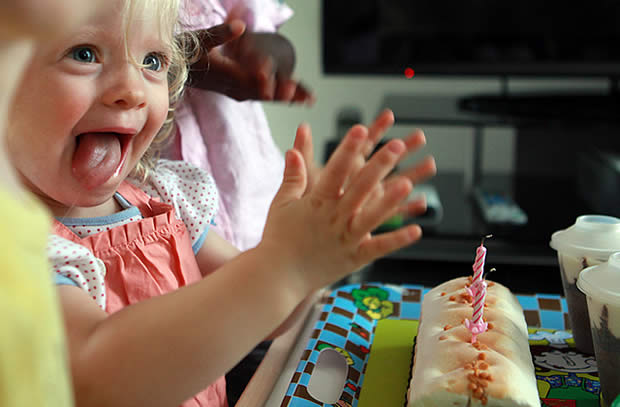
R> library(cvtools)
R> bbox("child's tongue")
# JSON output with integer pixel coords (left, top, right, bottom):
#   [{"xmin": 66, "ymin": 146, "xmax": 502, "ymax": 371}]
[{"xmin": 72, "ymin": 133, "xmax": 122, "ymax": 190}]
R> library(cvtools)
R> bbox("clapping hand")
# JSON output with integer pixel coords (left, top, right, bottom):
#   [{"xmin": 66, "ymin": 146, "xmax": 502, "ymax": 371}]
[
  {"xmin": 260, "ymin": 113, "xmax": 435, "ymax": 291},
  {"xmin": 293, "ymin": 109, "xmax": 436, "ymax": 220}
]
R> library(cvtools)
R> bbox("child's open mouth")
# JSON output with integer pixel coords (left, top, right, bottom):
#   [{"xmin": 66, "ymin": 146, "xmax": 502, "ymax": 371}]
[{"xmin": 72, "ymin": 132, "xmax": 133, "ymax": 190}]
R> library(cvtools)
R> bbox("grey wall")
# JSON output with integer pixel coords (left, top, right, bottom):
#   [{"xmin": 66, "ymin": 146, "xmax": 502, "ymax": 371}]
[{"xmin": 262, "ymin": 0, "xmax": 608, "ymax": 181}]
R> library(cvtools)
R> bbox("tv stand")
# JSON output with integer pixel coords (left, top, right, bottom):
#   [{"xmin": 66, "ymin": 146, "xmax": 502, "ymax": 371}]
[{"xmin": 459, "ymin": 92, "xmax": 620, "ymax": 122}]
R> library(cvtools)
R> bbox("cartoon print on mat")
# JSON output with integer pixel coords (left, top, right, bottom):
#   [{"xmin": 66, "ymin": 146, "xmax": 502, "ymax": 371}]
[
  {"xmin": 530, "ymin": 328, "xmax": 575, "ymax": 348},
  {"xmin": 531, "ymin": 346, "xmax": 601, "ymax": 407},
  {"xmin": 350, "ymin": 322, "xmax": 370, "ymax": 340},
  {"xmin": 317, "ymin": 343, "xmax": 354, "ymax": 366},
  {"xmin": 334, "ymin": 400, "xmax": 352, "ymax": 407},
  {"xmin": 351, "ymin": 287, "xmax": 394, "ymax": 320}
]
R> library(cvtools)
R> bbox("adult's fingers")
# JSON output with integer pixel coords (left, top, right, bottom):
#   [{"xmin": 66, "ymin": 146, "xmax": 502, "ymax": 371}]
[
  {"xmin": 198, "ymin": 20, "xmax": 245, "ymax": 51},
  {"xmin": 256, "ymin": 56, "xmax": 276, "ymax": 100},
  {"xmin": 274, "ymin": 78, "xmax": 298, "ymax": 102},
  {"xmin": 290, "ymin": 82, "xmax": 316, "ymax": 106}
]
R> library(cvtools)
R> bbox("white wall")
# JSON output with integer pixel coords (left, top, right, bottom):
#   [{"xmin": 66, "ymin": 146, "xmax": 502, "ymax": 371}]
[{"xmin": 263, "ymin": 0, "xmax": 607, "ymax": 180}]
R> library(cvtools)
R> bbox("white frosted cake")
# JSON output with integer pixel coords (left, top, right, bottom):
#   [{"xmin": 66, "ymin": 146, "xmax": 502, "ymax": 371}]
[{"xmin": 407, "ymin": 277, "xmax": 540, "ymax": 407}]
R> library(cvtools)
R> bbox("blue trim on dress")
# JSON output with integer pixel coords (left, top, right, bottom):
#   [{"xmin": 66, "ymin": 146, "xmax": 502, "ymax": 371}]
[
  {"xmin": 55, "ymin": 193, "xmax": 141, "ymax": 226},
  {"xmin": 192, "ymin": 225, "xmax": 210, "ymax": 254},
  {"xmin": 54, "ymin": 274, "xmax": 79, "ymax": 287}
]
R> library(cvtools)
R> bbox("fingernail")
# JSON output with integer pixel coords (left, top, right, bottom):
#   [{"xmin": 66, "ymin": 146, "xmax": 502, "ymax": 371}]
[{"xmin": 388, "ymin": 140, "xmax": 404, "ymax": 154}]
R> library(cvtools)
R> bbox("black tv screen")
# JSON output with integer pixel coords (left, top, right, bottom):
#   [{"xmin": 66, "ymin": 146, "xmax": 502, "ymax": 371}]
[{"xmin": 322, "ymin": 0, "xmax": 620, "ymax": 77}]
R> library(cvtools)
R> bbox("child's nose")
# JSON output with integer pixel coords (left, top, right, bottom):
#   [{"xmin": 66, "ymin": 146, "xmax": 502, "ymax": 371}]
[{"xmin": 101, "ymin": 65, "xmax": 147, "ymax": 109}]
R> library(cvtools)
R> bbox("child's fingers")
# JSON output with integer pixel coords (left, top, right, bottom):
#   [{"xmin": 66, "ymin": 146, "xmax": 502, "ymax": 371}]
[
  {"xmin": 271, "ymin": 149, "xmax": 307, "ymax": 207},
  {"xmin": 394, "ymin": 155, "xmax": 437, "ymax": 186},
  {"xmin": 316, "ymin": 125, "xmax": 368, "ymax": 199},
  {"xmin": 344, "ymin": 110, "xmax": 395, "ymax": 190},
  {"xmin": 357, "ymin": 224, "xmax": 422, "ymax": 264},
  {"xmin": 293, "ymin": 123, "xmax": 314, "ymax": 163},
  {"xmin": 402, "ymin": 129, "xmax": 426, "ymax": 154},
  {"xmin": 363, "ymin": 109, "xmax": 395, "ymax": 157},
  {"xmin": 350, "ymin": 176, "xmax": 412, "ymax": 238},
  {"xmin": 400, "ymin": 197, "xmax": 427, "ymax": 218},
  {"xmin": 339, "ymin": 138, "xmax": 406, "ymax": 215},
  {"xmin": 293, "ymin": 123, "xmax": 318, "ymax": 191}
]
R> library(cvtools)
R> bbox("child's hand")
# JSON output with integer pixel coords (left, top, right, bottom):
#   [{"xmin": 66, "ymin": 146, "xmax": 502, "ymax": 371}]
[
  {"xmin": 293, "ymin": 109, "xmax": 437, "ymax": 218},
  {"xmin": 188, "ymin": 19, "xmax": 315, "ymax": 104},
  {"xmin": 259, "ymin": 123, "xmax": 425, "ymax": 291}
]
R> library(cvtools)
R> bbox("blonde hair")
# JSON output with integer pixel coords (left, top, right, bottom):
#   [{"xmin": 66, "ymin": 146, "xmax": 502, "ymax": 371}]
[{"xmin": 122, "ymin": 0, "xmax": 201, "ymax": 182}]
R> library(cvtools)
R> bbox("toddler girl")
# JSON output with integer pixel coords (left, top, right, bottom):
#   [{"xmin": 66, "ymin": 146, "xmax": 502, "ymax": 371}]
[{"xmin": 6, "ymin": 0, "xmax": 435, "ymax": 406}]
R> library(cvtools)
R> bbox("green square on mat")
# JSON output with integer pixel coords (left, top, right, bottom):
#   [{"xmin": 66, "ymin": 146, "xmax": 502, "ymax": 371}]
[{"xmin": 358, "ymin": 319, "xmax": 418, "ymax": 406}]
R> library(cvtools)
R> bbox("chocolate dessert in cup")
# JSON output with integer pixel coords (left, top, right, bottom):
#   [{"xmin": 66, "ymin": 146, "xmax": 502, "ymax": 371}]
[
  {"xmin": 550, "ymin": 215, "xmax": 620, "ymax": 354},
  {"xmin": 577, "ymin": 252, "xmax": 620, "ymax": 407}
]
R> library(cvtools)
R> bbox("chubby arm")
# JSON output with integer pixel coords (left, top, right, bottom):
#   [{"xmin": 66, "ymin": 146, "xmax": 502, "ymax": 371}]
[
  {"xmin": 58, "ymin": 123, "xmax": 425, "ymax": 407},
  {"xmin": 196, "ymin": 224, "xmax": 315, "ymax": 340},
  {"xmin": 195, "ymin": 229, "xmax": 241, "ymax": 275},
  {"xmin": 58, "ymin": 245, "xmax": 305, "ymax": 407}
]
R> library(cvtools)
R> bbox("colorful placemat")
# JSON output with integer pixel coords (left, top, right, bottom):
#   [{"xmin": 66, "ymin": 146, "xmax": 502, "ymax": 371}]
[
  {"xmin": 280, "ymin": 283, "xmax": 601, "ymax": 407},
  {"xmin": 355, "ymin": 318, "xmax": 418, "ymax": 407}
]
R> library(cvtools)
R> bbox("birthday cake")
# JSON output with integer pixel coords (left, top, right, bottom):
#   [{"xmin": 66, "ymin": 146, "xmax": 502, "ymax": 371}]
[{"xmin": 406, "ymin": 276, "xmax": 540, "ymax": 407}]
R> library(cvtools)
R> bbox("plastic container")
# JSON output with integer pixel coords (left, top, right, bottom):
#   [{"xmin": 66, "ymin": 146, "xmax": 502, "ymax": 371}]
[
  {"xmin": 577, "ymin": 252, "xmax": 620, "ymax": 406},
  {"xmin": 549, "ymin": 215, "xmax": 620, "ymax": 354}
]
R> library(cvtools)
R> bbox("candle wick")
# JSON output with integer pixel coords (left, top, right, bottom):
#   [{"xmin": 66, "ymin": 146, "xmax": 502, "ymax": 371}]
[
  {"xmin": 481, "ymin": 234, "xmax": 493, "ymax": 245},
  {"xmin": 483, "ymin": 267, "xmax": 496, "ymax": 280}
]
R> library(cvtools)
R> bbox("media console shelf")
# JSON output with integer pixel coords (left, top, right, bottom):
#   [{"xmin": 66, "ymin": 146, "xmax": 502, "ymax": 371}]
[{"xmin": 376, "ymin": 94, "xmax": 617, "ymax": 285}]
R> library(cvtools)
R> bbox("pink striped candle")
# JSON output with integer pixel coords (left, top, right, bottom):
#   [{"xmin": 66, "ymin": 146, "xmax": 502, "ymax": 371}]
[
  {"xmin": 465, "ymin": 279, "xmax": 488, "ymax": 343},
  {"xmin": 468, "ymin": 235, "xmax": 491, "ymax": 298},
  {"xmin": 472, "ymin": 242, "xmax": 487, "ymax": 285}
]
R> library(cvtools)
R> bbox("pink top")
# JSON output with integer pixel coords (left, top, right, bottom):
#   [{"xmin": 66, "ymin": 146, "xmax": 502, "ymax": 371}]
[
  {"xmin": 52, "ymin": 181, "xmax": 227, "ymax": 407},
  {"xmin": 49, "ymin": 160, "xmax": 219, "ymax": 310},
  {"xmin": 169, "ymin": 0, "xmax": 293, "ymax": 251}
]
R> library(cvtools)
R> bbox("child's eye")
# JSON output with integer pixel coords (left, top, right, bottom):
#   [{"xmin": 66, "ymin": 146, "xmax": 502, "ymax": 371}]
[
  {"xmin": 70, "ymin": 46, "xmax": 96, "ymax": 63},
  {"xmin": 143, "ymin": 53, "xmax": 166, "ymax": 71}
]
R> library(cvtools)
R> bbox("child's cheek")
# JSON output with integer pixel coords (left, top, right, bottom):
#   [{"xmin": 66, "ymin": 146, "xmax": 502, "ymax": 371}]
[
  {"xmin": 37, "ymin": 74, "xmax": 93, "ymax": 129},
  {"xmin": 148, "ymin": 90, "xmax": 170, "ymax": 135}
]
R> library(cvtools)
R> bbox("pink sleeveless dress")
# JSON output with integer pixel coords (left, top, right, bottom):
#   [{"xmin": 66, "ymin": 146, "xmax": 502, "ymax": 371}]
[{"xmin": 52, "ymin": 181, "xmax": 228, "ymax": 407}]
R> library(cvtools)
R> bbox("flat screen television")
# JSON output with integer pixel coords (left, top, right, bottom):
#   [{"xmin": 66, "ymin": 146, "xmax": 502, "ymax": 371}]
[{"xmin": 322, "ymin": 0, "xmax": 620, "ymax": 77}]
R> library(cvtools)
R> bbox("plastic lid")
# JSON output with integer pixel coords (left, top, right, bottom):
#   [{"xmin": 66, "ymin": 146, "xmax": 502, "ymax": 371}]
[
  {"xmin": 549, "ymin": 215, "xmax": 620, "ymax": 259},
  {"xmin": 577, "ymin": 252, "xmax": 620, "ymax": 306}
]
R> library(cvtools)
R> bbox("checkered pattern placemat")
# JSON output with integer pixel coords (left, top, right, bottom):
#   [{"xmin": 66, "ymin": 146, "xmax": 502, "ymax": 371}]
[{"xmin": 280, "ymin": 283, "xmax": 570, "ymax": 407}]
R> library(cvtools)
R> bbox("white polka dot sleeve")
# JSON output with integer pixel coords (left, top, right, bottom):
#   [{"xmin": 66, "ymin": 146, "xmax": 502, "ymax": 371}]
[
  {"xmin": 135, "ymin": 159, "xmax": 219, "ymax": 251},
  {"xmin": 48, "ymin": 234, "xmax": 107, "ymax": 310}
]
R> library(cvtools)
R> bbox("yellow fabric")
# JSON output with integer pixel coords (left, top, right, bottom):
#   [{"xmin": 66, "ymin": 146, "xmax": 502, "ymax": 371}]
[{"xmin": 0, "ymin": 188, "xmax": 74, "ymax": 406}]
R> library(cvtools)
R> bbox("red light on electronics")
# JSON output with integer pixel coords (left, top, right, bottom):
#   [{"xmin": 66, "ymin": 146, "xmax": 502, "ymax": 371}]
[{"xmin": 404, "ymin": 67, "xmax": 415, "ymax": 78}]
